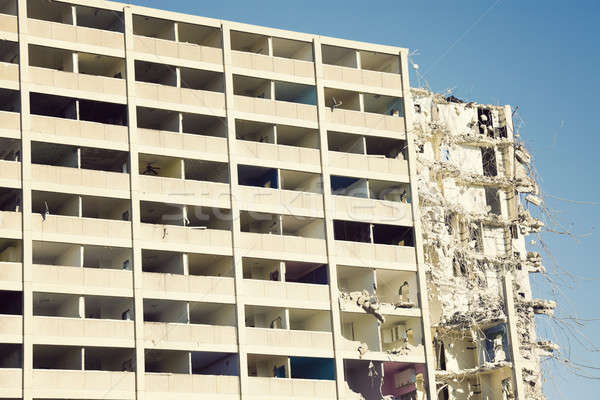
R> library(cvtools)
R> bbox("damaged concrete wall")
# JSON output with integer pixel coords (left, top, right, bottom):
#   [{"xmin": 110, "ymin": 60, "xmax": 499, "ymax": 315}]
[{"xmin": 411, "ymin": 89, "xmax": 553, "ymax": 400}]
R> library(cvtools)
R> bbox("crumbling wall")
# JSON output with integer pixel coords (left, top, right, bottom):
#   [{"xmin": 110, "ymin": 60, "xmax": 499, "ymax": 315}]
[{"xmin": 411, "ymin": 89, "xmax": 553, "ymax": 399}]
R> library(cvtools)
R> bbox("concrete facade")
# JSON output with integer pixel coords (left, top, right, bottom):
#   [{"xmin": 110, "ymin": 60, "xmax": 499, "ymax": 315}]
[{"xmin": 0, "ymin": 0, "xmax": 549, "ymax": 399}]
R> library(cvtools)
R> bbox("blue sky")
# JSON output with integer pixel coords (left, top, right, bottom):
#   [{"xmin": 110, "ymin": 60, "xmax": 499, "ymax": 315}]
[{"xmin": 129, "ymin": 0, "xmax": 600, "ymax": 396}]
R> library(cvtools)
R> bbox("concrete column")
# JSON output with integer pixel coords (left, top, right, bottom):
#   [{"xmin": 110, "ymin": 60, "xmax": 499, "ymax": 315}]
[
  {"xmin": 122, "ymin": 6, "xmax": 146, "ymax": 399},
  {"xmin": 399, "ymin": 48, "xmax": 437, "ymax": 399},
  {"xmin": 504, "ymin": 275, "xmax": 526, "ymax": 399},
  {"xmin": 312, "ymin": 37, "xmax": 346, "ymax": 397},
  {"xmin": 221, "ymin": 24, "xmax": 248, "ymax": 397}
]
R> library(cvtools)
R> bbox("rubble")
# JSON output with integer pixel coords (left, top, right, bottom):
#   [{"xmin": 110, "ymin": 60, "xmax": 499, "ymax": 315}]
[{"xmin": 339, "ymin": 290, "xmax": 385, "ymax": 323}]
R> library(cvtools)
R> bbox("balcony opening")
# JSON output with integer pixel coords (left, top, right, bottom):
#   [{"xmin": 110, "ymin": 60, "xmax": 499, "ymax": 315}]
[
  {"xmin": 0, "ymin": 187, "xmax": 21, "ymax": 211},
  {"xmin": 85, "ymin": 347, "xmax": 135, "ymax": 372},
  {"xmin": 233, "ymin": 75, "xmax": 270, "ymax": 99},
  {"xmin": 282, "ymin": 215, "xmax": 325, "ymax": 239},
  {"xmin": 32, "ymin": 241, "xmax": 80, "ymax": 267},
  {"xmin": 290, "ymin": 357, "xmax": 335, "ymax": 380},
  {"xmin": 272, "ymin": 37, "xmax": 313, "ymax": 62},
  {"xmin": 0, "ymin": 138, "xmax": 19, "ymax": 162},
  {"xmin": 79, "ymin": 99, "xmax": 127, "ymax": 126},
  {"xmin": 0, "ymin": 238, "xmax": 21, "ymax": 262},
  {"xmin": 485, "ymin": 187, "xmax": 502, "ymax": 215},
  {"xmin": 245, "ymin": 305, "xmax": 286, "ymax": 329},
  {"xmin": 280, "ymin": 169, "xmax": 321, "ymax": 193},
  {"xmin": 240, "ymin": 211, "xmax": 280, "ymax": 235},
  {"xmin": 289, "ymin": 309, "xmax": 331, "ymax": 332},
  {"xmin": 27, "ymin": 0, "xmax": 73, "ymax": 24},
  {"xmin": 334, "ymin": 220, "xmax": 371, "ymax": 243},
  {"xmin": 178, "ymin": 22, "xmax": 221, "ymax": 47},
  {"xmin": 140, "ymin": 201, "xmax": 185, "ymax": 226},
  {"xmin": 186, "ymin": 205, "xmax": 232, "ymax": 231},
  {"xmin": 137, "ymin": 106, "xmax": 179, "ymax": 132},
  {"xmin": 328, "ymin": 131, "xmax": 365, "ymax": 154},
  {"xmin": 0, "ymin": 290, "xmax": 21, "ymax": 314},
  {"xmin": 382, "ymin": 362, "xmax": 427, "ymax": 399},
  {"xmin": 285, "ymin": 261, "xmax": 328, "ymax": 285},
  {"xmin": 274, "ymin": 81, "xmax": 316, "ymax": 105},
  {"xmin": 478, "ymin": 107, "xmax": 493, "ymax": 135},
  {"xmin": 376, "ymin": 269, "xmax": 418, "ymax": 306},
  {"xmin": 184, "ymin": 158, "xmax": 229, "ymax": 183},
  {"xmin": 331, "ymin": 175, "xmax": 368, "ymax": 198},
  {"xmin": 80, "ymin": 147, "xmax": 129, "ymax": 172},
  {"xmin": 0, "ymin": 0, "xmax": 16, "ymax": 15},
  {"xmin": 247, "ymin": 354, "xmax": 288, "ymax": 378},
  {"xmin": 235, "ymin": 119, "xmax": 275, "ymax": 143},
  {"xmin": 341, "ymin": 312, "xmax": 380, "ymax": 351},
  {"xmin": 135, "ymin": 60, "xmax": 177, "ymax": 86},
  {"xmin": 372, "ymin": 224, "xmax": 414, "ymax": 246},
  {"xmin": 31, "ymin": 141, "xmax": 78, "ymax": 168},
  {"xmin": 363, "ymin": 93, "xmax": 403, "ymax": 116},
  {"xmin": 142, "ymin": 249, "xmax": 183, "ymax": 274},
  {"xmin": 369, "ymin": 179, "xmax": 411, "ymax": 203},
  {"xmin": 85, "ymin": 295, "xmax": 134, "ymax": 320},
  {"xmin": 75, "ymin": 5, "xmax": 123, "ymax": 32},
  {"xmin": 81, "ymin": 194, "xmax": 130, "ymax": 220},
  {"xmin": 30, "ymin": 93, "xmax": 76, "ymax": 119},
  {"xmin": 481, "ymin": 147, "xmax": 498, "ymax": 177},
  {"xmin": 238, "ymin": 165, "xmax": 278, "ymax": 189},
  {"xmin": 144, "ymin": 299, "xmax": 188, "ymax": 323},
  {"xmin": 138, "ymin": 153, "xmax": 182, "ymax": 178},
  {"xmin": 359, "ymin": 50, "xmax": 400, "ymax": 74},
  {"xmin": 188, "ymin": 253, "xmax": 233, "ymax": 277},
  {"xmin": 345, "ymin": 360, "xmax": 424, "ymax": 399},
  {"xmin": 34, "ymin": 345, "xmax": 81, "ymax": 370},
  {"xmin": 82, "ymin": 244, "xmax": 131, "ymax": 270},
  {"xmin": 192, "ymin": 352, "xmax": 239, "ymax": 376},
  {"xmin": 28, "ymin": 43, "xmax": 74, "ymax": 71},
  {"xmin": 365, "ymin": 136, "xmax": 407, "ymax": 160},
  {"xmin": 0, "ymin": 40, "xmax": 18, "ymax": 63},
  {"xmin": 322, "ymin": 45, "xmax": 357, "ymax": 68},
  {"xmin": 0, "ymin": 88, "xmax": 20, "ymax": 112},
  {"xmin": 380, "ymin": 315, "xmax": 423, "ymax": 351},
  {"xmin": 78, "ymin": 52, "xmax": 125, "ymax": 78},
  {"xmin": 276, "ymin": 124, "xmax": 319, "ymax": 148},
  {"xmin": 230, "ymin": 31, "xmax": 268, "ymax": 55},
  {"xmin": 180, "ymin": 67, "xmax": 224, "ymax": 92},
  {"xmin": 189, "ymin": 302, "xmax": 236, "ymax": 326},
  {"xmin": 132, "ymin": 15, "xmax": 175, "ymax": 40},
  {"xmin": 145, "ymin": 350, "xmax": 189, "ymax": 374},
  {"xmin": 0, "ymin": 344, "xmax": 21, "ymax": 368},
  {"xmin": 33, "ymin": 292, "xmax": 80, "ymax": 318},
  {"xmin": 32, "ymin": 190, "xmax": 78, "ymax": 217},
  {"xmin": 182, "ymin": 112, "xmax": 227, "ymax": 137},
  {"xmin": 242, "ymin": 257, "xmax": 281, "ymax": 281},
  {"xmin": 324, "ymin": 87, "xmax": 360, "ymax": 111},
  {"xmin": 337, "ymin": 265, "xmax": 375, "ymax": 294}
]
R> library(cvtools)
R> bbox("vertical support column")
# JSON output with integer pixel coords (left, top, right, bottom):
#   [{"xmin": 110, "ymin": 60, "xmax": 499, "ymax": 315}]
[
  {"xmin": 503, "ymin": 275, "xmax": 526, "ymax": 399},
  {"xmin": 221, "ymin": 24, "xmax": 248, "ymax": 397},
  {"xmin": 122, "ymin": 6, "xmax": 145, "ymax": 399},
  {"xmin": 16, "ymin": 0, "xmax": 32, "ymax": 398},
  {"xmin": 399, "ymin": 48, "xmax": 437, "ymax": 400},
  {"xmin": 312, "ymin": 37, "xmax": 346, "ymax": 397}
]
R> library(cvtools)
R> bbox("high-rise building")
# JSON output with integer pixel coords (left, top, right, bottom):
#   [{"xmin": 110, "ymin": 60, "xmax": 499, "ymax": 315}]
[{"xmin": 0, "ymin": 0, "xmax": 550, "ymax": 399}]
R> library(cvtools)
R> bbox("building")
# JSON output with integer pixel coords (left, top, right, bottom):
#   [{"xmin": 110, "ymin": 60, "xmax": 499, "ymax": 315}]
[{"xmin": 0, "ymin": 0, "xmax": 550, "ymax": 399}]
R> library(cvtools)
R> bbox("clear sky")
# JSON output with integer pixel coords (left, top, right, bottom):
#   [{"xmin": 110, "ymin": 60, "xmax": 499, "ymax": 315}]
[{"xmin": 128, "ymin": 0, "xmax": 600, "ymax": 396}]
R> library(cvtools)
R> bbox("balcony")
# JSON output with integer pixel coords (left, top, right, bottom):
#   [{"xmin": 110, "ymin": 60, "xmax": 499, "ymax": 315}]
[
  {"xmin": 233, "ymin": 140, "xmax": 321, "ymax": 172},
  {"xmin": 133, "ymin": 35, "xmax": 223, "ymax": 67},
  {"xmin": 240, "ymin": 279, "xmax": 329, "ymax": 309},
  {"xmin": 246, "ymin": 327, "xmax": 333, "ymax": 357},
  {"xmin": 234, "ymin": 95, "xmax": 318, "ymax": 127},
  {"xmin": 27, "ymin": 66, "xmax": 126, "ymax": 103},
  {"xmin": 335, "ymin": 240, "xmax": 416, "ymax": 270},
  {"xmin": 324, "ymin": 107, "xmax": 405, "ymax": 137},
  {"xmin": 31, "ymin": 164, "xmax": 130, "ymax": 198},
  {"xmin": 31, "ymin": 264, "xmax": 133, "ymax": 297},
  {"xmin": 137, "ymin": 128, "xmax": 228, "ymax": 161},
  {"xmin": 0, "ymin": 61, "xmax": 17, "ymax": 88},
  {"xmin": 0, "ymin": 211, "xmax": 21, "ymax": 239},
  {"xmin": 135, "ymin": 81, "xmax": 226, "ymax": 115},
  {"xmin": 0, "ymin": 160, "xmax": 20, "ymax": 188},
  {"xmin": 231, "ymin": 51, "xmax": 314, "ymax": 81},
  {"xmin": 138, "ymin": 175, "xmax": 231, "ymax": 209},
  {"xmin": 328, "ymin": 151, "xmax": 409, "ymax": 181},
  {"xmin": 331, "ymin": 196, "xmax": 413, "ymax": 226},
  {"xmin": 0, "ymin": 369, "xmax": 21, "ymax": 398},
  {"xmin": 0, "ymin": 111, "xmax": 20, "ymax": 138},
  {"xmin": 0, "ymin": 314, "xmax": 21, "ymax": 343},
  {"xmin": 0, "ymin": 262, "xmax": 21, "ymax": 289},
  {"xmin": 142, "ymin": 272, "xmax": 235, "ymax": 303},
  {"xmin": 322, "ymin": 64, "xmax": 402, "ymax": 92},
  {"xmin": 246, "ymin": 376, "xmax": 336, "ymax": 399},
  {"xmin": 0, "ymin": 13, "xmax": 17, "ymax": 38},
  {"xmin": 145, "ymin": 373, "xmax": 240, "ymax": 400},
  {"xmin": 144, "ymin": 321, "xmax": 237, "ymax": 352},
  {"xmin": 139, "ymin": 223, "xmax": 232, "ymax": 254},
  {"xmin": 32, "ymin": 316, "xmax": 135, "ymax": 347},
  {"xmin": 30, "ymin": 214, "xmax": 131, "ymax": 247},
  {"xmin": 31, "ymin": 369, "xmax": 135, "ymax": 399},
  {"xmin": 236, "ymin": 185, "xmax": 323, "ymax": 218},
  {"xmin": 26, "ymin": 18, "xmax": 125, "ymax": 54},
  {"xmin": 239, "ymin": 232, "xmax": 326, "ymax": 263}
]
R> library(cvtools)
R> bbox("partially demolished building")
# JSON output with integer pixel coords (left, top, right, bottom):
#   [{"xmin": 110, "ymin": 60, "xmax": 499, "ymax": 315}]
[{"xmin": 0, "ymin": 0, "xmax": 552, "ymax": 398}]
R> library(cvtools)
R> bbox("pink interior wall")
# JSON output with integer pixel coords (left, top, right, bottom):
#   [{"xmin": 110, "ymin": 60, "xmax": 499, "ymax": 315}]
[{"xmin": 382, "ymin": 363, "xmax": 426, "ymax": 397}]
